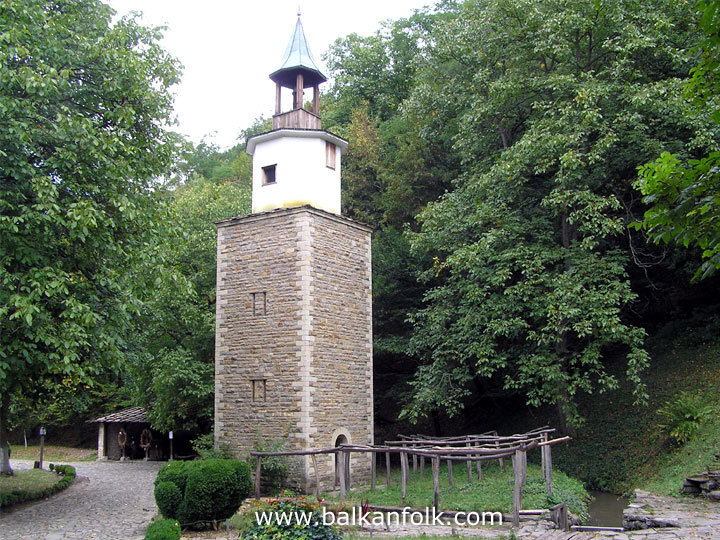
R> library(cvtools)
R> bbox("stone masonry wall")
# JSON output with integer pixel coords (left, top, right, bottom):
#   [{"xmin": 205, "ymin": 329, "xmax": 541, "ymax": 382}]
[{"xmin": 214, "ymin": 206, "xmax": 373, "ymax": 492}]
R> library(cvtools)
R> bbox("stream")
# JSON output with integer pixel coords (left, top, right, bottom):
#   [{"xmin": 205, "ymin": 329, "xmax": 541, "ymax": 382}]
[{"xmin": 587, "ymin": 490, "xmax": 629, "ymax": 527}]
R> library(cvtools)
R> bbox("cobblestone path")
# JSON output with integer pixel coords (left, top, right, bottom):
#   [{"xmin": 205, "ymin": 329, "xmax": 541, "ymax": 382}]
[{"xmin": 0, "ymin": 459, "xmax": 162, "ymax": 540}]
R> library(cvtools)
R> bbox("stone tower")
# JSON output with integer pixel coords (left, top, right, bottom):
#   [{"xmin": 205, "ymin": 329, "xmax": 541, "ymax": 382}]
[{"xmin": 214, "ymin": 15, "xmax": 374, "ymax": 492}]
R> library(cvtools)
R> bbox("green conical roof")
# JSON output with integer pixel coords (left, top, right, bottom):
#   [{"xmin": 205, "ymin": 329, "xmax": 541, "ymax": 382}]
[{"xmin": 270, "ymin": 16, "xmax": 327, "ymax": 89}]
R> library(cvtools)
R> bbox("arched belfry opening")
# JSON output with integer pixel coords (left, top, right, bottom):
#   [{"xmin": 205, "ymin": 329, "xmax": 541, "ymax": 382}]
[{"xmin": 214, "ymin": 12, "xmax": 374, "ymax": 493}]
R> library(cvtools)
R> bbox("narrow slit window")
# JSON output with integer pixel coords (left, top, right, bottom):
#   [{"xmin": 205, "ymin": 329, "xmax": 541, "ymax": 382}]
[
  {"xmin": 251, "ymin": 292, "xmax": 267, "ymax": 316},
  {"xmin": 251, "ymin": 379, "xmax": 266, "ymax": 402},
  {"xmin": 326, "ymin": 142, "xmax": 336, "ymax": 170},
  {"xmin": 262, "ymin": 164, "xmax": 276, "ymax": 185}
]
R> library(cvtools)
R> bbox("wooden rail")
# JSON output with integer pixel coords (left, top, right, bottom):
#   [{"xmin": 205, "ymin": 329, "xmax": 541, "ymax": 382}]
[{"xmin": 250, "ymin": 427, "xmax": 571, "ymax": 529}]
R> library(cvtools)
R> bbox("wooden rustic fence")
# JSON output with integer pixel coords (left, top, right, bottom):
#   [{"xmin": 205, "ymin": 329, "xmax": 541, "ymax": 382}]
[{"xmin": 250, "ymin": 427, "xmax": 570, "ymax": 527}]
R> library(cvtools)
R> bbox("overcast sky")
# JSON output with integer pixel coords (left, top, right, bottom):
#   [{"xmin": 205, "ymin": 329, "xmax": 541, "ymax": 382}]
[{"xmin": 107, "ymin": 0, "xmax": 431, "ymax": 150}]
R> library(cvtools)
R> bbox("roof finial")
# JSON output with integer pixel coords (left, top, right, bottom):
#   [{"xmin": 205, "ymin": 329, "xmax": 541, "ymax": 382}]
[{"xmin": 297, "ymin": 5, "xmax": 301, "ymax": 17}]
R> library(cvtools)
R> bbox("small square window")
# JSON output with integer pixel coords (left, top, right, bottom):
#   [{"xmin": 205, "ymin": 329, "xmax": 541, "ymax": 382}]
[
  {"xmin": 262, "ymin": 165, "xmax": 276, "ymax": 185},
  {"xmin": 251, "ymin": 292, "xmax": 267, "ymax": 316},
  {"xmin": 251, "ymin": 379, "xmax": 266, "ymax": 402},
  {"xmin": 326, "ymin": 142, "xmax": 336, "ymax": 170}
]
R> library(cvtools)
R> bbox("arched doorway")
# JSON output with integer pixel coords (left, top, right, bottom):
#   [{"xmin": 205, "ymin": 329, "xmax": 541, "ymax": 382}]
[{"xmin": 334, "ymin": 434, "xmax": 350, "ymax": 488}]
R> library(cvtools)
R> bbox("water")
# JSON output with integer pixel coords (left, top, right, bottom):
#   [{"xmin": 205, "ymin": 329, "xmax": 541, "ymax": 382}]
[{"xmin": 587, "ymin": 490, "xmax": 629, "ymax": 527}]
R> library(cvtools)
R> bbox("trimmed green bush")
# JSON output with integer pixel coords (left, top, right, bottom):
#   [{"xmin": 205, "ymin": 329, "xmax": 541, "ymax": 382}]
[
  {"xmin": 658, "ymin": 391, "xmax": 715, "ymax": 445},
  {"xmin": 145, "ymin": 518, "xmax": 181, "ymax": 540},
  {"xmin": 155, "ymin": 481, "xmax": 182, "ymax": 519},
  {"xmin": 155, "ymin": 460, "xmax": 190, "ymax": 494},
  {"xmin": 153, "ymin": 458, "xmax": 252, "ymax": 528},
  {"xmin": 0, "ymin": 464, "xmax": 76, "ymax": 507},
  {"xmin": 178, "ymin": 459, "xmax": 252, "ymax": 525}
]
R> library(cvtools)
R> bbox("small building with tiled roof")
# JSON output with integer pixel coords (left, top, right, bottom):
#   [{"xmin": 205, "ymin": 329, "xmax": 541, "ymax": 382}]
[{"xmin": 89, "ymin": 406, "xmax": 169, "ymax": 461}]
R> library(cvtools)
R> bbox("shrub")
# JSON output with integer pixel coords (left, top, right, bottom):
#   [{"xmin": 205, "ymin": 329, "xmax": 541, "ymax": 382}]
[
  {"xmin": 253, "ymin": 435, "xmax": 289, "ymax": 493},
  {"xmin": 154, "ymin": 458, "xmax": 252, "ymax": 528},
  {"xmin": 190, "ymin": 433, "xmax": 234, "ymax": 460},
  {"xmin": 155, "ymin": 460, "xmax": 190, "ymax": 494},
  {"xmin": 177, "ymin": 459, "xmax": 253, "ymax": 526},
  {"xmin": 145, "ymin": 518, "xmax": 181, "ymax": 540},
  {"xmin": 658, "ymin": 392, "xmax": 715, "ymax": 445},
  {"xmin": 241, "ymin": 497, "xmax": 342, "ymax": 540},
  {"xmin": 155, "ymin": 481, "xmax": 182, "ymax": 519}
]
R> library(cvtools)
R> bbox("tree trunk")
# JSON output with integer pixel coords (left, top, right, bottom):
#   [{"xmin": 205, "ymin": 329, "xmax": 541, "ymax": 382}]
[{"xmin": 0, "ymin": 394, "xmax": 13, "ymax": 475}]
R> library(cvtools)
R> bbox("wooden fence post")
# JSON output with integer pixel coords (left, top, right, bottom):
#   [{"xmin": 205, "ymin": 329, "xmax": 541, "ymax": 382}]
[
  {"xmin": 447, "ymin": 458, "xmax": 454, "ymax": 487},
  {"xmin": 311, "ymin": 454, "xmax": 320, "ymax": 498},
  {"xmin": 432, "ymin": 456, "xmax": 440, "ymax": 511},
  {"xmin": 255, "ymin": 456, "xmax": 262, "ymax": 499},
  {"xmin": 420, "ymin": 455, "xmax": 425, "ymax": 479},
  {"xmin": 338, "ymin": 450, "xmax": 346, "ymax": 503},
  {"xmin": 512, "ymin": 450, "xmax": 523, "ymax": 527},
  {"xmin": 401, "ymin": 451, "xmax": 410, "ymax": 485},
  {"xmin": 466, "ymin": 442, "xmax": 472, "ymax": 483},
  {"xmin": 371, "ymin": 452, "xmax": 377, "ymax": 490},
  {"xmin": 544, "ymin": 439, "xmax": 553, "ymax": 496},
  {"xmin": 412, "ymin": 445, "xmax": 418, "ymax": 473},
  {"xmin": 345, "ymin": 451, "xmax": 351, "ymax": 490},
  {"xmin": 400, "ymin": 451, "xmax": 407, "ymax": 504},
  {"xmin": 385, "ymin": 451, "xmax": 391, "ymax": 487}
]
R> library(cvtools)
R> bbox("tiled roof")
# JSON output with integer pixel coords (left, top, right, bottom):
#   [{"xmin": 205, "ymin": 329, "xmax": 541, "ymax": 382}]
[{"xmin": 89, "ymin": 406, "xmax": 148, "ymax": 424}]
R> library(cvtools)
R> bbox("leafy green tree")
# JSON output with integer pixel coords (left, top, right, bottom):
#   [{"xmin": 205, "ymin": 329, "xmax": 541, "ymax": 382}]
[
  {"xmin": 130, "ymin": 177, "xmax": 250, "ymax": 432},
  {"xmin": 635, "ymin": 0, "xmax": 720, "ymax": 279},
  {"xmin": 404, "ymin": 0, "xmax": 706, "ymax": 431},
  {"xmin": 0, "ymin": 0, "xmax": 181, "ymax": 474}
]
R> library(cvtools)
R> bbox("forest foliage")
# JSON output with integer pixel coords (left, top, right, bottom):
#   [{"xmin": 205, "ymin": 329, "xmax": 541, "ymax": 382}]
[{"xmin": 3, "ymin": 0, "xmax": 720, "ymax": 473}]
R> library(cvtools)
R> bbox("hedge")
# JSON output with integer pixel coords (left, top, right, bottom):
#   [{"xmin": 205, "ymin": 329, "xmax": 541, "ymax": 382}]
[
  {"xmin": 0, "ymin": 464, "xmax": 76, "ymax": 507},
  {"xmin": 154, "ymin": 458, "xmax": 252, "ymax": 527}
]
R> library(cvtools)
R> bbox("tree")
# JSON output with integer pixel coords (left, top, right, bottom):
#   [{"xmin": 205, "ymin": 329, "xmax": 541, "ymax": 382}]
[
  {"xmin": 635, "ymin": 0, "xmax": 720, "ymax": 279},
  {"xmin": 130, "ymin": 177, "xmax": 250, "ymax": 433},
  {"xmin": 0, "ymin": 0, "xmax": 181, "ymax": 474},
  {"xmin": 404, "ymin": 0, "xmax": 705, "ymax": 431}
]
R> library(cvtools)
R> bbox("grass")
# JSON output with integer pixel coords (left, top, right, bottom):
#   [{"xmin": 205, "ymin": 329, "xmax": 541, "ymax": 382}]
[
  {"xmin": 10, "ymin": 445, "xmax": 96, "ymax": 462},
  {"xmin": 0, "ymin": 468, "xmax": 61, "ymax": 497},
  {"xmin": 322, "ymin": 459, "xmax": 589, "ymax": 520}
]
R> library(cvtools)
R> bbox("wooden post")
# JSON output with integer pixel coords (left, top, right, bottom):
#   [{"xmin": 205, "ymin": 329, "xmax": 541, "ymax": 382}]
[
  {"xmin": 420, "ymin": 455, "xmax": 425, "ymax": 479},
  {"xmin": 476, "ymin": 459, "xmax": 482, "ymax": 481},
  {"xmin": 338, "ymin": 451, "xmax": 346, "ymax": 503},
  {"xmin": 521, "ymin": 448, "xmax": 527, "ymax": 486},
  {"xmin": 401, "ymin": 451, "xmax": 410, "ymax": 484},
  {"xmin": 400, "ymin": 451, "xmax": 407, "ymax": 504},
  {"xmin": 312, "ymin": 85, "xmax": 319, "ymax": 115},
  {"xmin": 255, "ymin": 456, "xmax": 262, "ymax": 499},
  {"xmin": 275, "ymin": 83, "xmax": 282, "ymax": 114},
  {"xmin": 432, "ymin": 456, "xmax": 440, "ymax": 511},
  {"xmin": 385, "ymin": 451, "xmax": 391, "ymax": 487},
  {"xmin": 466, "ymin": 442, "xmax": 472, "ymax": 483},
  {"xmin": 312, "ymin": 454, "xmax": 320, "ymax": 498},
  {"xmin": 412, "ymin": 450, "xmax": 418, "ymax": 474},
  {"xmin": 544, "ymin": 440, "xmax": 553, "ymax": 496},
  {"xmin": 512, "ymin": 450, "xmax": 523, "ymax": 527},
  {"xmin": 295, "ymin": 73, "xmax": 304, "ymax": 109},
  {"xmin": 447, "ymin": 458, "xmax": 454, "ymax": 487},
  {"xmin": 345, "ymin": 451, "xmax": 351, "ymax": 490},
  {"xmin": 371, "ymin": 452, "xmax": 377, "ymax": 490},
  {"xmin": 496, "ymin": 440, "xmax": 504, "ymax": 471}
]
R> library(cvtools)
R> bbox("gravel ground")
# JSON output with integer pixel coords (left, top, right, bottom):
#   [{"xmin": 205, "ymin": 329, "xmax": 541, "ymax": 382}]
[{"xmin": 0, "ymin": 459, "xmax": 162, "ymax": 540}]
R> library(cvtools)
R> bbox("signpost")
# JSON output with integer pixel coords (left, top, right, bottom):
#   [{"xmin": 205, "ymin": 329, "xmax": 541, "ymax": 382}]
[{"xmin": 39, "ymin": 426, "xmax": 46, "ymax": 469}]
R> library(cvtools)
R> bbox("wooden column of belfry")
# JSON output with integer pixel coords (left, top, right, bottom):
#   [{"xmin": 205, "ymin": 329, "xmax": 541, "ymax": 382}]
[
  {"xmin": 296, "ymin": 73, "xmax": 304, "ymax": 109},
  {"xmin": 275, "ymin": 83, "xmax": 282, "ymax": 114},
  {"xmin": 313, "ymin": 85, "xmax": 319, "ymax": 114}
]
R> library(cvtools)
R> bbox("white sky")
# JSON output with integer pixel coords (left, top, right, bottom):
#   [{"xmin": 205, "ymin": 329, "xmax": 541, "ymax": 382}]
[{"xmin": 107, "ymin": 0, "xmax": 431, "ymax": 150}]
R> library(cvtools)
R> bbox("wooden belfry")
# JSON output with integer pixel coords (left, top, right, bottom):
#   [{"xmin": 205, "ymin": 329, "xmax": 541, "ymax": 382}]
[{"xmin": 269, "ymin": 12, "xmax": 325, "ymax": 116}]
